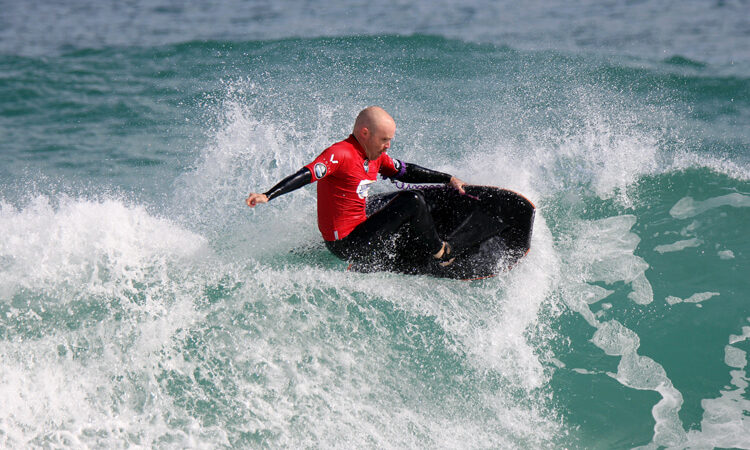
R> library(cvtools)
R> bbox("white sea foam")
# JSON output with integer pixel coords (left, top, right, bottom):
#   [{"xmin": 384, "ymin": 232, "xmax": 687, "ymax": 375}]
[
  {"xmin": 564, "ymin": 215, "xmax": 653, "ymax": 307},
  {"xmin": 684, "ymin": 292, "xmax": 720, "ymax": 303},
  {"xmin": 0, "ymin": 195, "xmax": 208, "ymax": 302},
  {"xmin": 665, "ymin": 296, "xmax": 682, "ymax": 306},
  {"xmin": 725, "ymin": 346, "xmax": 747, "ymax": 369},
  {"xmin": 0, "ymin": 301, "xmax": 215, "ymax": 447},
  {"xmin": 670, "ymin": 193, "xmax": 750, "ymax": 220},
  {"xmin": 463, "ymin": 213, "xmax": 560, "ymax": 392},
  {"xmin": 592, "ymin": 320, "xmax": 687, "ymax": 447},
  {"xmin": 557, "ymin": 213, "xmax": 692, "ymax": 447},
  {"xmin": 204, "ymin": 260, "xmax": 563, "ymax": 448},
  {"xmin": 579, "ymin": 284, "xmax": 615, "ymax": 305},
  {"xmin": 682, "ymin": 343, "xmax": 750, "ymax": 449},
  {"xmin": 654, "ymin": 238, "xmax": 702, "ymax": 253},
  {"xmin": 729, "ymin": 326, "xmax": 750, "ymax": 345},
  {"xmin": 0, "ymin": 194, "xmax": 222, "ymax": 447},
  {"xmin": 665, "ymin": 292, "xmax": 720, "ymax": 306}
]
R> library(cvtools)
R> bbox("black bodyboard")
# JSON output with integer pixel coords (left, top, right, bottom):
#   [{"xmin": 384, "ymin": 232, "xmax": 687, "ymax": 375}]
[{"xmin": 349, "ymin": 185, "xmax": 535, "ymax": 279}]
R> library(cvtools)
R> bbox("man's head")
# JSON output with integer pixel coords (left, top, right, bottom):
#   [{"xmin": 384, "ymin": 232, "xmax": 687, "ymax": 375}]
[{"xmin": 353, "ymin": 106, "xmax": 396, "ymax": 161}]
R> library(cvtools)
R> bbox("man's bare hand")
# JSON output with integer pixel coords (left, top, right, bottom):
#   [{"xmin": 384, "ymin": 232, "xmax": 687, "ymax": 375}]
[
  {"xmin": 246, "ymin": 193, "xmax": 268, "ymax": 207},
  {"xmin": 449, "ymin": 176, "xmax": 467, "ymax": 194}
]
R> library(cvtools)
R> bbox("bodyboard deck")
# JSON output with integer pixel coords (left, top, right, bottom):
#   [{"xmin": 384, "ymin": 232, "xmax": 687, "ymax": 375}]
[{"xmin": 348, "ymin": 185, "xmax": 535, "ymax": 279}]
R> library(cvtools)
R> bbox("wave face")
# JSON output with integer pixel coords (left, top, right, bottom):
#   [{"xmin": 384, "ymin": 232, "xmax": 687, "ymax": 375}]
[{"xmin": 1, "ymin": 3, "xmax": 750, "ymax": 448}]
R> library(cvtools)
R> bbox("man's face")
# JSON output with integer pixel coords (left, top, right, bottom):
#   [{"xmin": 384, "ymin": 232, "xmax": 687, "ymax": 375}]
[{"xmin": 363, "ymin": 121, "xmax": 395, "ymax": 161}]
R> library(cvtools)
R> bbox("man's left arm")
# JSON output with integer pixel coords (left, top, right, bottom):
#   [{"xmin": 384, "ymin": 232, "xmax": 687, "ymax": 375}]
[{"xmin": 385, "ymin": 159, "xmax": 466, "ymax": 194}]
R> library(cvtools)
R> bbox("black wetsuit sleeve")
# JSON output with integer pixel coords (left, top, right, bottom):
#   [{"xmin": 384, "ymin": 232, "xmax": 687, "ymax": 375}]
[
  {"xmin": 390, "ymin": 161, "xmax": 453, "ymax": 184},
  {"xmin": 263, "ymin": 167, "xmax": 313, "ymax": 200}
]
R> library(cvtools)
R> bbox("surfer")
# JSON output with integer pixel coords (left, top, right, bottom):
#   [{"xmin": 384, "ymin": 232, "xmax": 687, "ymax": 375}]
[{"xmin": 245, "ymin": 106, "xmax": 467, "ymax": 267}]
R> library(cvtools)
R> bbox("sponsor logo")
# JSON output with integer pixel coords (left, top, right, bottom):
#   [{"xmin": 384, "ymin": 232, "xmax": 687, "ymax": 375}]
[
  {"xmin": 393, "ymin": 159, "xmax": 401, "ymax": 171},
  {"xmin": 363, "ymin": 160, "xmax": 369, "ymax": 173},
  {"xmin": 314, "ymin": 163, "xmax": 327, "ymax": 179},
  {"xmin": 356, "ymin": 179, "xmax": 375, "ymax": 199}
]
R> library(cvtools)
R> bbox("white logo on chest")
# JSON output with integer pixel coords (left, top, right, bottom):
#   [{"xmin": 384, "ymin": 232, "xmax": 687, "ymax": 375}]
[{"xmin": 356, "ymin": 179, "xmax": 375, "ymax": 199}]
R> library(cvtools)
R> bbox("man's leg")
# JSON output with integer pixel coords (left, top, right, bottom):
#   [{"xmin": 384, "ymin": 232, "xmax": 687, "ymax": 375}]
[{"xmin": 326, "ymin": 190, "xmax": 444, "ymax": 262}]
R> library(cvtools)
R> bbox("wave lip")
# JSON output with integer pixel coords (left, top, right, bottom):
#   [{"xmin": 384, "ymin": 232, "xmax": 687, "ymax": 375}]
[{"xmin": 0, "ymin": 195, "xmax": 207, "ymax": 302}]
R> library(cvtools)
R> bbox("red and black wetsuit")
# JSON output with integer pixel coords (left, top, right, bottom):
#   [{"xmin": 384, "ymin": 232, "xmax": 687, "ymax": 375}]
[{"xmin": 263, "ymin": 134, "xmax": 454, "ymax": 263}]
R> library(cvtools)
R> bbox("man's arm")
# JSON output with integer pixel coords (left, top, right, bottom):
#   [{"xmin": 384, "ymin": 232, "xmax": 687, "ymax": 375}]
[
  {"xmin": 389, "ymin": 161, "xmax": 466, "ymax": 194},
  {"xmin": 246, "ymin": 167, "xmax": 312, "ymax": 207}
]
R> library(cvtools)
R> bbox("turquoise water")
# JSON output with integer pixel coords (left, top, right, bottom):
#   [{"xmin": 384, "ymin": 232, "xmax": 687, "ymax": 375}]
[{"xmin": 1, "ymin": 1, "xmax": 749, "ymax": 448}]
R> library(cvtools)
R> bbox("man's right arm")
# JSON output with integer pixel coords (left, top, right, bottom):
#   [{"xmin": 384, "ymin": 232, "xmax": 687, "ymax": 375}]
[{"xmin": 246, "ymin": 167, "xmax": 312, "ymax": 208}]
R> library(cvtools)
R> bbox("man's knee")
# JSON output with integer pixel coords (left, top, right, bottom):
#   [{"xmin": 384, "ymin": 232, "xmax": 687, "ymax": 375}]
[{"xmin": 395, "ymin": 190, "xmax": 427, "ymax": 209}]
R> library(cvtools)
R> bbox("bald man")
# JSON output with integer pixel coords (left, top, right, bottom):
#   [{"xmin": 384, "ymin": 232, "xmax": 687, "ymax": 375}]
[{"xmin": 246, "ymin": 106, "xmax": 466, "ymax": 267}]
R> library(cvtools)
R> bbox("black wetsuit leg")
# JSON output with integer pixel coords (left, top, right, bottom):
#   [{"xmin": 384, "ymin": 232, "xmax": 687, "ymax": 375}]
[{"xmin": 325, "ymin": 190, "xmax": 443, "ymax": 263}]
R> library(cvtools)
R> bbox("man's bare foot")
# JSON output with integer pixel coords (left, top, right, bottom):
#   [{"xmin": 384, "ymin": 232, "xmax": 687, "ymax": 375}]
[{"xmin": 433, "ymin": 241, "xmax": 455, "ymax": 267}]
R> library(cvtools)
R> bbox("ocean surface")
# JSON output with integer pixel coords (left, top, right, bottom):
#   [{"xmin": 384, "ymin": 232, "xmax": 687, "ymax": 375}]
[{"xmin": 2, "ymin": 0, "xmax": 749, "ymax": 448}]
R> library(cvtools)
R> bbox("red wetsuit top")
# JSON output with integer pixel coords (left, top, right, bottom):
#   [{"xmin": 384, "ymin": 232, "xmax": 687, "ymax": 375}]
[{"xmin": 304, "ymin": 135, "xmax": 402, "ymax": 241}]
